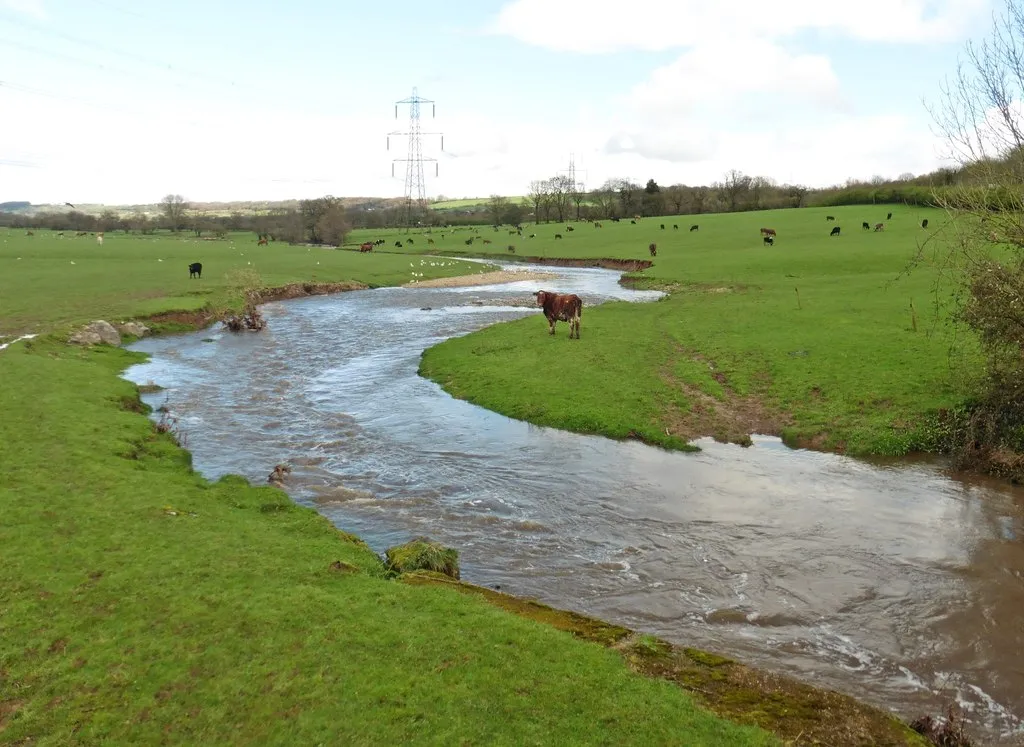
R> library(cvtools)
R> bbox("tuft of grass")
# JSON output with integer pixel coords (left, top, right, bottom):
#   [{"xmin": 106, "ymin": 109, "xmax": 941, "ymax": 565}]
[{"xmin": 385, "ymin": 538, "xmax": 461, "ymax": 579}]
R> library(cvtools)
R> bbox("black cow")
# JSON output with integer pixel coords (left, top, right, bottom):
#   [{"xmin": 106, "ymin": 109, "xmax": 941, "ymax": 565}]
[
  {"xmin": 534, "ymin": 290, "xmax": 582, "ymax": 339},
  {"xmin": 689, "ymin": 224, "xmax": 699, "ymax": 232},
  {"xmin": 887, "ymin": 212, "xmax": 893, "ymax": 220},
  {"xmin": 921, "ymin": 219, "xmax": 929, "ymax": 229},
  {"xmin": 763, "ymin": 235, "xmax": 774, "ymax": 246},
  {"xmin": 830, "ymin": 226, "xmax": 841, "ymax": 236},
  {"xmin": 660, "ymin": 224, "xmax": 665, "ymax": 230},
  {"xmin": 826, "ymin": 215, "xmax": 836, "ymax": 221},
  {"xmin": 862, "ymin": 221, "xmax": 870, "ymax": 230},
  {"xmin": 189, "ymin": 262, "xmax": 202, "ymax": 279},
  {"xmin": 555, "ymin": 233, "xmax": 563, "ymax": 239},
  {"xmin": 673, "ymin": 224, "xmax": 679, "ymax": 230}
]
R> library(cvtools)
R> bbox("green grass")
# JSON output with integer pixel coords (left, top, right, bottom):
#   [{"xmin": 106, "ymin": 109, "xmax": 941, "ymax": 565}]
[
  {"xmin": 415, "ymin": 205, "xmax": 980, "ymax": 455},
  {"xmin": 0, "ymin": 230, "xmax": 482, "ymax": 336},
  {"xmin": 0, "ymin": 237, "xmax": 789, "ymax": 745}
]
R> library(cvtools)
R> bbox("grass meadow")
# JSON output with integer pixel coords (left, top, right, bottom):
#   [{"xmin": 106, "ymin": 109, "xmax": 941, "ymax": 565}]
[
  {"xmin": 407, "ymin": 204, "xmax": 978, "ymax": 455},
  {"xmin": 0, "ymin": 230, "xmax": 483, "ymax": 336},
  {"xmin": 0, "ymin": 230, "xmax": 793, "ymax": 745}
]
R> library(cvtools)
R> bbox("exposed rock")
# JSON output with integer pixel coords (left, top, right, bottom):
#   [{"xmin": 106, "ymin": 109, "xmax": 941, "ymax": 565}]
[
  {"xmin": 268, "ymin": 464, "xmax": 291, "ymax": 485},
  {"xmin": 69, "ymin": 320, "xmax": 121, "ymax": 346},
  {"xmin": 118, "ymin": 321, "xmax": 150, "ymax": 338}
]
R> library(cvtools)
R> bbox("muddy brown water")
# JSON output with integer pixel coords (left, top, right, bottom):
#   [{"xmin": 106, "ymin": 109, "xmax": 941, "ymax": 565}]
[{"xmin": 124, "ymin": 260, "xmax": 1024, "ymax": 744}]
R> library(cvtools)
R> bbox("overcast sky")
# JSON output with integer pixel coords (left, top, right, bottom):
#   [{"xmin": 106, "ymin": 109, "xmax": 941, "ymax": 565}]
[{"xmin": 0, "ymin": 0, "xmax": 994, "ymax": 205}]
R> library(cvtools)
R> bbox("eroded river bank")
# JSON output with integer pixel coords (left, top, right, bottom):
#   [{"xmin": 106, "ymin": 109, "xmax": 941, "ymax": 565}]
[{"xmin": 124, "ymin": 261, "xmax": 1024, "ymax": 744}]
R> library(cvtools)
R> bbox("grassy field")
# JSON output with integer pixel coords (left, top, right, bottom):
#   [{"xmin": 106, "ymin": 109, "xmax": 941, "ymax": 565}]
[
  {"xmin": 0, "ymin": 232, "xmax": 791, "ymax": 745},
  {"xmin": 411, "ymin": 205, "xmax": 978, "ymax": 455},
  {"xmin": 0, "ymin": 230, "xmax": 482, "ymax": 336}
]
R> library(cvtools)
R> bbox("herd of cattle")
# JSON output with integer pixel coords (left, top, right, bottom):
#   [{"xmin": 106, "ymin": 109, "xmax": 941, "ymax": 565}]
[{"xmin": 173, "ymin": 209, "xmax": 939, "ymax": 341}]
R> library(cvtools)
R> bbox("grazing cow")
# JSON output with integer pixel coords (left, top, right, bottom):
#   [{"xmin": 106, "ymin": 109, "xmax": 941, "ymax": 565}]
[
  {"xmin": 407, "ymin": 238, "xmax": 414, "ymax": 244},
  {"xmin": 660, "ymin": 224, "xmax": 665, "ymax": 230},
  {"xmin": 826, "ymin": 215, "xmax": 836, "ymax": 221},
  {"xmin": 630, "ymin": 220, "xmax": 636, "ymax": 224},
  {"xmin": 862, "ymin": 222, "xmax": 870, "ymax": 230},
  {"xmin": 610, "ymin": 217, "xmax": 621, "ymax": 223},
  {"xmin": 649, "ymin": 242, "xmax": 657, "ymax": 256},
  {"xmin": 921, "ymin": 219, "xmax": 929, "ymax": 229},
  {"xmin": 887, "ymin": 212, "xmax": 893, "ymax": 220},
  {"xmin": 830, "ymin": 226, "xmax": 841, "ymax": 236},
  {"xmin": 690, "ymin": 224, "xmax": 699, "ymax": 232},
  {"xmin": 359, "ymin": 242, "xmax": 374, "ymax": 252},
  {"xmin": 874, "ymin": 223, "xmax": 885, "ymax": 232},
  {"xmin": 534, "ymin": 290, "xmax": 582, "ymax": 339},
  {"xmin": 427, "ymin": 238, "xmax": 435, "ymax": 245},
  {"xmin": 57, "ymin": 231, "xmax": 64, "ymax": 237},
  {"xmin": 465, "ymin": 238, "xmax": 474, "ymax": 246},
  {"xmin": 763, "ymin": 235, "xmax": 774, "ymax": 246},
  {"xmin": 509, "ymin": 230, "xmax": 517, "ymax": 235},
  {"xmin": 257, "ymin": 238, "xmax": 268, "ymax": 246},
  {"xmin": 395, "ymin": 241, "xmax": 404, "ymax": 248},
  {"xmin": 25, "ymin": 230, "xmax": 34, "ymax": 236},
  {"xmin": 529, "ymin": 233, "xmax": 536, "ymax": 239},
  {"xmin": 673, "ymin": 224, "xmax": 678, "ymax": 230},
  {"xmin": 555, "ymin": 233, "xmax": 563, "ymax": 239},
  {"xmin": 759, "ymin": 228, "xmax": 776, "ymax": 237},
  {"xmin": 595, "ymin": 222, "xmax": 602, "ymax": 228},
  {"xmin": 567, "ymin": 226, "xmax": 574, "ymax": 232},
  {"xmin": 483, "ymin": 239, "xmax": 492, "ymax": 244},
  {"xmin": 508, "ymin": 244, "xmax": 516, "ymax": 253},
  {"xmin": 189, "ymin": 262, "xmax": 202, "ymax": 279}
]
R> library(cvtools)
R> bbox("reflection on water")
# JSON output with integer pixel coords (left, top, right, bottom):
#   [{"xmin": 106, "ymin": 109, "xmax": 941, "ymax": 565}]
[{"xmin": 125, "ymin": 262, "xmax": 1024, "ymax": 744}]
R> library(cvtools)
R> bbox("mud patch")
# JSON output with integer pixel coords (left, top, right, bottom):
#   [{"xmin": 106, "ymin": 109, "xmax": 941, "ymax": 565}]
[{"xmin": 661, "ymin": 346, "xmax": 792, "ymax": 446}]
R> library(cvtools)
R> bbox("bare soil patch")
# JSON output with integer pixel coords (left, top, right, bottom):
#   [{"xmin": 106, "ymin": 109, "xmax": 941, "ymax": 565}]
[{"xmin": 661, "ymin": 346, "xmax": 792, "ymax": 446}]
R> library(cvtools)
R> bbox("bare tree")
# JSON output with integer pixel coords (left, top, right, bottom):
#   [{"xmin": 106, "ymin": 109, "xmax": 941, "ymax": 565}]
[
  {"xmin": 664, "ymin": 185, "xmax": 687, "ymax": 214},
  {"xmin": 528, "ymin": 180, "xmax": 549, "ymax": 223},
  {"xmin": 546, "ymin": 175, "xmax": 574, "ymax": 223},
  {"xmin": 920, "ymin": 0, "xmax": 1024, "ymax": 474},
  {"xmin": 719, "ymin": 170, "xmax": 752, "ymax": 211},
  {"xmin": 487, "ymin": 194, "xmax": 510, "ymax": 226},
  {"xmin": 160, "ymin": 194, "xmax": 189, "ymax": 231},
  {"xmin": 570, "ymin": 179, "xmax": 586, "ymax": 221}
]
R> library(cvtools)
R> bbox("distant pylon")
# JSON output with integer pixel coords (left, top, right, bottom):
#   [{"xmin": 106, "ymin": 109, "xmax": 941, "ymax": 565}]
[{"xmin": 386, "ymin": 87, "xmax": 444, "ymax": 230}]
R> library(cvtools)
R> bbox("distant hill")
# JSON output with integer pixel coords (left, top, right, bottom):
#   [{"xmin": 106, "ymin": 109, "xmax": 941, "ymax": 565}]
[{"xmin": 0, "ymin": 201, "xmax": 32, "ymax": 213}]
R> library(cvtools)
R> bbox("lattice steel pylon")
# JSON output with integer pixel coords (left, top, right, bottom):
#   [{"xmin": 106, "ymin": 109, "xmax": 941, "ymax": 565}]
[{"xmin": 387, "ymin": 87, "xmax": 443, "ymax": 231}]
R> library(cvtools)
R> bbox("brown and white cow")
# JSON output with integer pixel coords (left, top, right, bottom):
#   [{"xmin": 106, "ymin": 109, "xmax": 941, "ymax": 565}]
[{"xmin": 534, "ymin": 290, "xmax": 582, "ymax": 339}]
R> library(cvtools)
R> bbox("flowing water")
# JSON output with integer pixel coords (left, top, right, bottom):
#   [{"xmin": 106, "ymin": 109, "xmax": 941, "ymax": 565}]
[{"xmin": 124, "ymin": 261, "xmax": 1024, "ymax": 744}]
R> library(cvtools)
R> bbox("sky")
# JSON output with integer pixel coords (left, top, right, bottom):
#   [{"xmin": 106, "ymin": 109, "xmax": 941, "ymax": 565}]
[{"xmin": 0, "ymin": 0, "xmax": 998, "ymax": 205}]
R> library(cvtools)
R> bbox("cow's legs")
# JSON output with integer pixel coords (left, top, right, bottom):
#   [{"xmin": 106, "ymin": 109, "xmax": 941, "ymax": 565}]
[{"xmin": 549, "ymin": 318, "xmax": 556, "ymax": 335}]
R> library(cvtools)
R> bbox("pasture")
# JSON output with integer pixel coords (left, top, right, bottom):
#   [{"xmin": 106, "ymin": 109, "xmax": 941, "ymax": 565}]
[
  {"xmin": 410, "ymin": 205, "xmax": 978, "ymax": 455},
  {"xmin": 0, "ymin": 230, "xmax": 484, "ymax": 336},
  {"xmin": 0, "ymin": 233, "xmax": 788, "ymax": 745}
]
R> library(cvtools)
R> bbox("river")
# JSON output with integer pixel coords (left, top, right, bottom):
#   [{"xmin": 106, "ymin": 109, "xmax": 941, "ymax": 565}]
[{"xmin": 123, "ymin": 260, "xmax": 1024, "ymax": 744}]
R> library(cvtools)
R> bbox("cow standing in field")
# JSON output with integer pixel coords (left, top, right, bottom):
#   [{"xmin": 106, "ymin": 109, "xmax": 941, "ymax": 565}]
[
  {"xmin": 887, "ymin": 212, "xmax": 893, "ymax": 220},
  {"xmin": 359, "ymin": 242, "xmax": 374, "ymax": 252},
  {"xmin": 257, "ymin": 238, "xmax": 268, "ymax": 246},
  {"xmin": 862, "ymin": 222, "xmax": 870, "ymax": 230},
  {"xmin": 763, "ymin": 235, "xmax": 774, "ymax": 246},
  {"xmin": 534, "ymin": 290, "xmax": 582, "ymax": 339},
  {"xmin": 189, "ymin": 262, "xmax": 202, "ymax": 279},
  {"xmin": 760, "ymin": 228, "xmax": 776, "ymax": 238},
  {"xmin": 826, "ymin": 215, "xmax": 836, "ymax": 221},
  {"xmin": 921, "ymin": 219, "xmax": 929, "ymax": 229},
  {"xmin": 649, "ymin": 242, "xmax": 657, "ymax": 256},
  {"xmin": 96, "ymin": 233, "xmax": 104, "ymax": 245},
  {"xmin": 874, "ymin": 223, "xmax": 885, "ymax": 232},
  {"xmin": 830, "ymin": 226, "xmax": 841, "ymax": 236},
  {"xmin": 690, "ymin": 224, "xmax": 699, "ymax": 232}
]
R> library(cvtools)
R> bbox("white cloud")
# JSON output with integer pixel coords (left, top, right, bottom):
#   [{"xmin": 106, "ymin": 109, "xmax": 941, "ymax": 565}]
[
  {"xmin": 625, "ymin": 38, "xmax": 843, "ymax": 118},
  {"xmin": 487, "ymin": 0, "xmax": 988, "ymax": 52},
  {"xmin": 1, "ymin": 0, "xmax": 47, "ymax": 20}
]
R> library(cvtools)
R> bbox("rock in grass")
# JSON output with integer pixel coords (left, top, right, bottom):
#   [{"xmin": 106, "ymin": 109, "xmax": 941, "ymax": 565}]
[
  {"xmin": 118, "ymin": 321, "xmax": 151, "ymax": 338},
  {"xmin": 69, "ymin": 320, "xmax": 121, "ymax": 346},
  {"xmin": 385, "ymin": 538, "xmax": 460, "ymax": 579}
]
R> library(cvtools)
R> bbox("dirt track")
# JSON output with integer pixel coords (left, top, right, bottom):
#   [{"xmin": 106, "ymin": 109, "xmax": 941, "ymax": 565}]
[{"xmin": 403, "ymin": 269, "xmax": 557, "ymax": 289}]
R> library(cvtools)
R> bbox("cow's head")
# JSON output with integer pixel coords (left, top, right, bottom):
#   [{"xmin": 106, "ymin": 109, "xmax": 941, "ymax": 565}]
[{"xmin": 533, "ymin": 290, "xmax": 551, "ymax": 307}]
